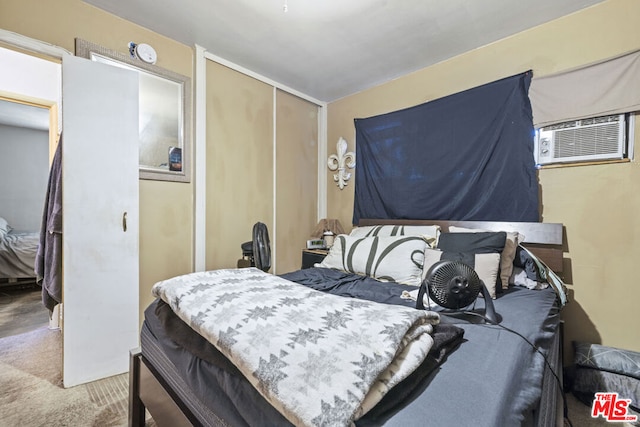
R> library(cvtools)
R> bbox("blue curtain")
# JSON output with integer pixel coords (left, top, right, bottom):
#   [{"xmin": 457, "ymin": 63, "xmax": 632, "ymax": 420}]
[{"xmin": 353, "ymin": 72, "xmax": 538, "ymax": 224}]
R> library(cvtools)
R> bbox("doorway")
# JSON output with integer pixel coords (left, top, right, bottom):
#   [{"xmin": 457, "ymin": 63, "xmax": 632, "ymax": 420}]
[
  {"xmin": 0, "ymin": 96, "xmax": 56, "ymax": 337},
  {"xmin": 0, "ymin": 45, "xmax": 62, "ymax": 384},
  {"xmin": 0, "ymin": 34, "xmax": 141, "ymax": 388}
]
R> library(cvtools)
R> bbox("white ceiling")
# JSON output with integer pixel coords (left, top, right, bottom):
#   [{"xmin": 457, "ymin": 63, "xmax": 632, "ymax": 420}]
[
  {"xmin": 82, "ymin": 0, "xmax": 604, "ymax": 102},
  {"xmin": 0, "ymin": 0, "xmax": 606, "ymax": 132}
]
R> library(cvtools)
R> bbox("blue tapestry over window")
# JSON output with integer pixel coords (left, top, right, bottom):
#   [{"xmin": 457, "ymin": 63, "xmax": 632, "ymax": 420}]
[{"xmin": 353, "ymin": 72, "xmax": 539, "ymax": 224}]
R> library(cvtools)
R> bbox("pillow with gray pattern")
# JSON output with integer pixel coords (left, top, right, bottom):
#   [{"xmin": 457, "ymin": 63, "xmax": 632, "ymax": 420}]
[{"xmin": 317, "ymin": 234, "xmax": 429, "ymax": 286}]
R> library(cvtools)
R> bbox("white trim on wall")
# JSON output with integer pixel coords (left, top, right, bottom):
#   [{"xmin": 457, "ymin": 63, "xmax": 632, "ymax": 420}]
[
  {"xmin": 203, "ymin": 51, "xmax": 325, "ymax": 107},
  {"xmin": 193, "ymin": 44, "xmax": 207, "ymax": 272},
  {"xmin": 0, "ymin": 29, "xmax": 71, "ymax": 58},
  {"xmin": 0, "ymin": 29, "xmax": 66, "ymax": 134},
  {"xmin": 317, "ymin": 106, "xmax": 328, "ymax": 220},
  {"xmin": 272, "ymin": 87, "xmax": 278, "ymax": 273},
  {"xmin": 0, "ymin": 32, "xmax": 68, "ymax": 332}
]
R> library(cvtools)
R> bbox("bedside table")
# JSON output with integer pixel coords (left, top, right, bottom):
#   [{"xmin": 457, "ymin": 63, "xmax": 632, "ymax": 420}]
[{"xmin": 301, "ymin": 249, "xmax": 329, "ymax": 269}]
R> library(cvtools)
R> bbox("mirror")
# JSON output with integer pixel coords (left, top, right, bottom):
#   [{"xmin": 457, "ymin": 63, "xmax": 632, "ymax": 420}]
[{"xmin": 75, "ymin": 38, "xmax": 191, "ymax": 182}]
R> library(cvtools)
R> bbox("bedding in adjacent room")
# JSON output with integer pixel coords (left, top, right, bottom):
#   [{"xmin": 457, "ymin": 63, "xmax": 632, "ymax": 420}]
[
  {"xmin": 0, "ymin": 217, "xmax": 11, "ymax": 234},
  {"xmin": 0, "ymin": 217, "xmax": 38, "ymax": 278}
]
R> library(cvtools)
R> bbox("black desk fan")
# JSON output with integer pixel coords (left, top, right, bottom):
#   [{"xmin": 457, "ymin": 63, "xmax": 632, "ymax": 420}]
[
  {"xmin": 239, "ymin": 222, "xmax": 271, "ymax": 272},
  {"xmin": 416, "ymin": 260, "xmax": 499, "ymax": 324}
]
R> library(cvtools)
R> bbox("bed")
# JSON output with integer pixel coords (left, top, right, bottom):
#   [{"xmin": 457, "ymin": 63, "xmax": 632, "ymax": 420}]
[
  {"xmin": 129, "ymin": 219, "xmax": 566, "ymax": 427},
  {"xmin": 0, "ymin": 217, "xmax": 38, "ymax": 281}
]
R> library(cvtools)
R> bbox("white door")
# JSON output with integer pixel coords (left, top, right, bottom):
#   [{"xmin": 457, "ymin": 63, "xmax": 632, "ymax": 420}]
[{"xmin": 61, "ymin": 55, "xmax": 139, "ymax": 387}]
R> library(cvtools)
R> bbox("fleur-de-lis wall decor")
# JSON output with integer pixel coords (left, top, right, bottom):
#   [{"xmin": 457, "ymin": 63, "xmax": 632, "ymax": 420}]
[{"xmin": 327, "ymin": 137, "xmax": 356, "ymax": 190}]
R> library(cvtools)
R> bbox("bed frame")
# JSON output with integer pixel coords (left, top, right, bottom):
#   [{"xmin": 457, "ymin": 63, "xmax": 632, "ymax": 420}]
[
  {"xmin": 129, "ymin": 219, "xmax": 566, "ymax": 427},
  {"xmin": 357, "ymin": 219, "xmax": 564, "ymax": 274}
]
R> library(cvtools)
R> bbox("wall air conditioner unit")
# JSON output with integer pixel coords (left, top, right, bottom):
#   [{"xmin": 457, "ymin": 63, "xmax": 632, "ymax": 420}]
[{"xmin": 535, "ymin": 114, "xmax": 626, "ymax": 165}]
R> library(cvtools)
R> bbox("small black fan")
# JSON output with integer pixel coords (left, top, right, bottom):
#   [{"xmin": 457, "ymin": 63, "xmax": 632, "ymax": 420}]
[
  {"xmin": 252, "ymin": 222, "xmax": 271, "ymax": 272},
  {"xmin": 416, "ymin": 260, "xmax": 498, "ymax": 324},
  {"xmin": 240, "ymin": 222, "xmax": 271, "ymax": 272}
]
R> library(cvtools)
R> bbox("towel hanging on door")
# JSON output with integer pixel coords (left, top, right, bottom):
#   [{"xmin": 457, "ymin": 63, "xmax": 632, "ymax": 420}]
[{"xmin": 35, "ymin": 135, "xmax": 63, "ymax": 312}]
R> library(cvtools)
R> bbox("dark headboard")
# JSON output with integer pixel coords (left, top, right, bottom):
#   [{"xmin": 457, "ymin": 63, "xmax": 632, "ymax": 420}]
[{"xmin": 357, "ymin": 219, "xmax": 564, "ymax": 274}]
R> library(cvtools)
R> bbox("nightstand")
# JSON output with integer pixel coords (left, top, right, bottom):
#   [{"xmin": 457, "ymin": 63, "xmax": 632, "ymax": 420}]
[{"xmin": 301, "ymin": 249, "xmax": 329, "ymax": 269}]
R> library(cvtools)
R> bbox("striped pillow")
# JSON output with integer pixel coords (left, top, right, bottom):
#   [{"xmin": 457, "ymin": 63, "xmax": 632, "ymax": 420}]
[
  {"xmin": 349, "ymin": 225, "xmax": 439, "ymax": 247},
  {"xmin": 317, "ymin": 234, "xmax": 428, "ymax": 286}
]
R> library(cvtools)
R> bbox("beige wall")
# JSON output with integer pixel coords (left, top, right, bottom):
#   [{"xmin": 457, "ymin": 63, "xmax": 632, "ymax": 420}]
[
  {"xmin": 6, "ymin": 0, "xmax": 636, "ymax": 360},
  {"xmin": 205, "ymin": 62, "xmax": 274, "ymax": 270},
  {"xmin": 0, "ymin": 0, "xmax": 194, "ymax": 320},
  {"xmin": 327, "ymin": 0, "xmax": 640, "ymax": 360}
]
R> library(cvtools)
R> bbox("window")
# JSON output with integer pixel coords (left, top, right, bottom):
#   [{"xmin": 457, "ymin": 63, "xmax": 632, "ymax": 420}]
[{"xmin": 534, "ymin": 113, "xmax": 635, "ymax": 167}]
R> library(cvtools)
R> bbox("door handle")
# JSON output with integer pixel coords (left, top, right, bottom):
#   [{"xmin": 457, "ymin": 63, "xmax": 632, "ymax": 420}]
[{"xmin": 122, "ymin": 212, "xmax": 127, "ymax": 232}]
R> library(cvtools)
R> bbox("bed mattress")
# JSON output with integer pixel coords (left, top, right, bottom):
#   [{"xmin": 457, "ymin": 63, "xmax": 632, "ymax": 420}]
[
  {"xmin": 283, "ymin": 268, "xmax": 562, "ymax": 426},
  {"xmin": 141, "ymin": 267, "xmax": 562, "ymax": 427},
  {"xmin": 140, "ymin": 322, "xmax": 228, "ymax": 427}
]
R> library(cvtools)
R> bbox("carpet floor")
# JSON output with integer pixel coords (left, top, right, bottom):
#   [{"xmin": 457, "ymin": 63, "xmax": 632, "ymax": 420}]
[
  {"xmin": 0, "ymin": 326, "xmax": 135, "ymax": 426},
  {"xmin": 0, "ymin": 283, "xmax": 50, "ymax": 338},
  {"xmin": 0, "ymin": 286, "xmax": 154, "ymax": 426}
]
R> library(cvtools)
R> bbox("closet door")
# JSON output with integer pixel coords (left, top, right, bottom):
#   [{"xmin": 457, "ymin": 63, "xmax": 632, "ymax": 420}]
[
  {"xmin": 275, "ymin": 90, "xmax": 319, "ymax": 274},
  {"xmin": 61, "ymin": 55, "xmax": 139, "ymax": 387}
]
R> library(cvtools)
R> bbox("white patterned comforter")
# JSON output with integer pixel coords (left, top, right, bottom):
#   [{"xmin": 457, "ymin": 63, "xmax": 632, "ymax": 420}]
[{"xmin": 152, "ymin": 267, "xmax": 439, "ymax": 427}]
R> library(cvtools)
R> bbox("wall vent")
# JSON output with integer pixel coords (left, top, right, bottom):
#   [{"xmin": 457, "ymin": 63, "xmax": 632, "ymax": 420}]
[{"xmin": 535, "ymin": 114, "xmax": 626, "ymax": 165}]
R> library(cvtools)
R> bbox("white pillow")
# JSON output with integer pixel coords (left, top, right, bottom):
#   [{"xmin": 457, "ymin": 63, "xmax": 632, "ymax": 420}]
[
  {"xmin": 317, "ymin": 234, "xmax": 428, "ymax": 286},
  {"xmin": 0, "ymin": 217, "xmax": 11, "ymax": 236},
  {"xmin": 349, "ymin": 225, "xmax": 440, "ymax": 247},
  {"xmin": 448, "ymin": 226, "xmax": 524, "ymax": 291},
  {"xmin": 421, "ymin": 247, "xmax": 501, "ymax": 299}
]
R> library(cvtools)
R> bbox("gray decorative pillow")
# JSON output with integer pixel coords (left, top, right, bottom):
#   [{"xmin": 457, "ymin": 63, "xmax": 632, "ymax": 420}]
[
  {"xmin": 436, "ymin": 231, "xmax": 507, "ymax": 298},
  {"xmin": 449, "ymin": 226, "xmax": 523, "ymax": 290},
  {"xmin": 574, "ymin": 342, "xmax": 640, "ymax": 381},
  {"xmin": 317, "ymin": 234, "xmax": 428, "ymax": 286},
  {"xmin": 422, "ymin": 248, "xmax": 501, "ymax": 299}
]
